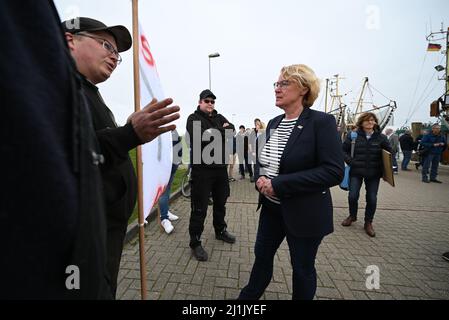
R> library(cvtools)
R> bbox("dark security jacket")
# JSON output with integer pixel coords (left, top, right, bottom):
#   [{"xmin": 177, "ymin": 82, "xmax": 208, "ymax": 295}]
[
  {"xmin": 80, "ymin": 76, "xmax": 141, "ymax": 225},
  {"xmin": 342, "ymin": 129, "xmax": 392, "ymax": 178},
  {"xmin": 256, "ymin": 108, "xmax": 344, "ymax": 238},
  {"xmin": 186, "ymin": 107, "xmax": 235, "ymax": 168}
]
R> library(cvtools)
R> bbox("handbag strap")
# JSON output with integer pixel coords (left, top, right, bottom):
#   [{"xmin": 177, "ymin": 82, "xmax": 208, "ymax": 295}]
[{"xmin": 350, "ymin": 132, "xmax": 358, "ymax": 158}]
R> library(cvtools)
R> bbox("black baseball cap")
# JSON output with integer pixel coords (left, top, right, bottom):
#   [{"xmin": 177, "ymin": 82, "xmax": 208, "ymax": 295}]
[
  {"xmin": 199, "ymin": 89, "xmax": 216, "ymax": 100},
  {"xmin": 61, "ymin": 17, "xmax": 132, "ymax": 52}
]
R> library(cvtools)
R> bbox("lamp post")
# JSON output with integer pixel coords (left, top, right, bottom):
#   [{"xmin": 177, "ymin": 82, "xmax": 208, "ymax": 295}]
[{"xmin": 208, "ymin": 52, "xmax": 220, "ymax": 90}]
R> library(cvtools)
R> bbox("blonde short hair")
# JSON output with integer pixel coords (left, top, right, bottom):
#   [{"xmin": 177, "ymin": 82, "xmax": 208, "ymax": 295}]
[{"xmin": 280, "ymin": 64, "xmax": 320, "ymax": 108}]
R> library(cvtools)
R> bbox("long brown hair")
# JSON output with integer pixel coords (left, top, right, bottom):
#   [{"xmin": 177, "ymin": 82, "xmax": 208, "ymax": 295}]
[{"xmin": 356, "ymin": 112, "xmax": 380, "ymax": 131}]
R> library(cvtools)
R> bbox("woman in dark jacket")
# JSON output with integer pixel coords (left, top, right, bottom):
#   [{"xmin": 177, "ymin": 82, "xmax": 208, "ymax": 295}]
[
  {"xmin": 341, "ymin": 112, "xmax": 392, "ymax": 237},
  {"xmin": 238, "ymin": 64, "xmax": 344, "ymax": 300}
]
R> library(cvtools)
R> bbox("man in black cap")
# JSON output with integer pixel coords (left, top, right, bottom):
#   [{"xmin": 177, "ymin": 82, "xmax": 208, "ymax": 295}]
[
  {"xmin": 186, "ymin": 89, "xmax": 236, "ymax": 261},
  {"xmin": 62, "ymin": 17, "xmax": 180, "ymax": 297}
]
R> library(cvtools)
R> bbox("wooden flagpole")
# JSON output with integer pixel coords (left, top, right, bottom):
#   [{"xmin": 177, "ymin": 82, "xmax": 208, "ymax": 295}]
[{"xmin": 131, "ymin": 0, "xmax": 147, "ymax": 300}]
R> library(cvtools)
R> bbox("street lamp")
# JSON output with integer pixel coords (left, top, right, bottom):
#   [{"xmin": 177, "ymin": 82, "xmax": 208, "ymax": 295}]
[{"xmin": 208, "ymin": 52, "xmax": 220, "ymax": 90}]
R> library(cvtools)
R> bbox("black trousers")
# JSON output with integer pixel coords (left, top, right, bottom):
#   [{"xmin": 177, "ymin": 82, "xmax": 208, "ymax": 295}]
[
  {"xmin": 189, "ymin": 166, "xmax": 230, "ymax": 248},
  {"xmin": 106, "ymin": 219, "xmax": 128, "ymax": 298},
  {"xmin": 239, "ymin": 154, "xmax": 253, "ymax": 177},
  {"xmin": 239, "ymin": 199, "xmax": 323, "ymax": 300}
]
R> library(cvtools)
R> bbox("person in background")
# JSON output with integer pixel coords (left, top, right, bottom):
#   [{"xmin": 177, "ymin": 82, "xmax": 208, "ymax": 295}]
[
  {"xmin": 399, "ymin": 130, "xmax": 414, "ymax": 171},
  {"xmin": 385, "ymin": 128, "xmax": 399, "ymax": 174},
  {"xmin": 341, "ymin": 112, "xmax": 392, "ymax": 237},
  {"xmin": 227, "ymin": 132, "xmax": 238, "ymax": 182},
  {"xmin": 420, "ymin": 124, "xmax": 446, "ymax": 183},
  {"xmin": 186, "ymin": 89, "xmax": 236, "ymax": 262},
  {"xmin": 237, "ymin": 125, "xmax": 254, "ymax": 181},
  {"xmin": 239, "ymin": 64, "xmax": 344, "ymax": 300},
  {"xmin": 248, "ymin": 118, "xmax": 266, "ymax": 177},
  {"xmin": 158, "ymin": 129, "xmax": 182, "ymax": 234},
  {"xmin": 414, "ymin": 129, "xmax": 428, "ymax": 170}
]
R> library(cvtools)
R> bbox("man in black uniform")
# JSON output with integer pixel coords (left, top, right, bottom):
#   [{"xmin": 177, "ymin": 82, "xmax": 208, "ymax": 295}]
[
  {"xmin": 62, "ymin": 17, "xmax": 180, "ymax": 297},
  {"xmin": 186, "ymin": 89, "xmax": 236, "ymax": 261},
  {"xmin": 1, "ymin": 2, "xmax": 110, "ymax": 299}
]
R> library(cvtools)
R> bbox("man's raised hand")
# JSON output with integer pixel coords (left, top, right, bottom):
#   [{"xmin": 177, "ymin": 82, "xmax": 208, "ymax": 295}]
[{"xmin": 128, "ymin": 98, "xmax": 180, "ymax": 144}]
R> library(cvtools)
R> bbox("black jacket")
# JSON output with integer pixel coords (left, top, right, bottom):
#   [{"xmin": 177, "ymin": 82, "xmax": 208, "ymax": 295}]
[
  {"xmin": 186, "ymin": 107, "xmax": 235, "ymax": 168},
  {"xmin": 257, "ymin": 108, "xmax": 344, "ymax": 238},
  {"xmin": 1, "ymin": 1, "xmax": 110, "ymax": 299},
  {"xmin": 399, "ymin": 133, "xmax": 414, "ymax": 151},
  {"xmin": 342, "ymin": 129, "xmax": 392, "ymax": 178},
  {"xmin": 80, "ymin": 76, "xmax": 141, "ymax": 225}
]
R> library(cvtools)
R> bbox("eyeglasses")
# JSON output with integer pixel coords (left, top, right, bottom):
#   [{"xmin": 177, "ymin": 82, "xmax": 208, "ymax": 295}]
[
  {"xmin": 75, "ymin": 33, "xmax": 122, "ymax": 64},
  {"xmin": 203, "ymin": 99, "xmax": 215, "ymax": 104},
  {"xmin": 273, "ymin": 80, "xmax": 290, "ymax": 89}
]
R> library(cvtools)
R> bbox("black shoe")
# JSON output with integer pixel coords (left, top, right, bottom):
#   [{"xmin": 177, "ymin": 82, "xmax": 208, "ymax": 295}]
[
  {"xmin": 422, "ymin": 177, "xmax": 430, "ymax": 183},
  {"xmin": 191, "ymin": 245, "xmax": 208, "ymax": 261},
  {"xmin": 442, "ymin": 252, "xmax": 449, "ymax": 262},
  {"xmin": 430, "ymin": 179, "xmax": 442, "ymax": 183},
  {"xmin": 216, "ymin": 230, "xmax": 236, "ymax": 244},
  {"xmin": 249, "ymin": 176, "xmax": 255, "ymax": 183}
]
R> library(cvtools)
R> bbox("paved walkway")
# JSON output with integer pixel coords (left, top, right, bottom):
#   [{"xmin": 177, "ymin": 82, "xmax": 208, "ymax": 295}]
[{"xmin": 117, "ymin": 163, "xmax": 449, "ymax": 300}]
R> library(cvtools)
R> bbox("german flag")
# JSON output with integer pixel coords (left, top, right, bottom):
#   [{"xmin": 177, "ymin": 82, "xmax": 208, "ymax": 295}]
[{"xmin": 427, "ymin": 43, "xmax": 442, "ymax": 52}]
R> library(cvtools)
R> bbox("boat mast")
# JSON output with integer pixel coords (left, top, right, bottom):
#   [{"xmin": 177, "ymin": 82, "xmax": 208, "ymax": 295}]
[{"xmin": 355, "ymin": 77, "xmax": 369, "ymax": 115}]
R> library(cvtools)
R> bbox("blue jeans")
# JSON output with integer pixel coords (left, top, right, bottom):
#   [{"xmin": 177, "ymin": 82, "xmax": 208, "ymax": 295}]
[
  {"xmin": 238, "ymin": 200, "xmax": 323, "ymax": 300},
  {"xmin": 401, "ymin": 150, "xmax": 412, "ymax": 170},
  {"xmin": 422, "ymin": 154, "xmax": 441, "ymax": 180},
  {"xmin": 348, "ymin": 176, "xmax": 381, "ymax": 223},
  {"xmin": 158, "ymin": 164, "xmax": 179, "ymax": 220}
]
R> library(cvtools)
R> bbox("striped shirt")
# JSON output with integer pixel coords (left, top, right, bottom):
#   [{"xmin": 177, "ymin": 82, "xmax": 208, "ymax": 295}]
[{"xmin": 259, "ymin": 117, "xmax": 297, "ymax": 204}]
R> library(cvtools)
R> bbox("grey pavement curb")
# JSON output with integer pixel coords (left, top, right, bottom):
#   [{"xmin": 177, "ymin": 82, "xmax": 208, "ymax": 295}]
[{"xmin": 124, "ymin": 187, "xmax": 187, "ymax": 244}]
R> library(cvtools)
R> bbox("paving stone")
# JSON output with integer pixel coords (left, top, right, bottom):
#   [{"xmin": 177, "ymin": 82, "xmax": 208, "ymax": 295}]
[
  {"xmin": 117, "ymin": 164, "xmax": 449, "ymax": 300},
  {"xmin": 159, "ymin": 282, "xmax": 178, "ymax": 300}
]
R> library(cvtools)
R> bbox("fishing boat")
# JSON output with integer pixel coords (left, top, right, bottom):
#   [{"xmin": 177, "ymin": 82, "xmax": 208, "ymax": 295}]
[{"xmin": 325, "ymin": 75, "xmax": 397, "ymax": 140}]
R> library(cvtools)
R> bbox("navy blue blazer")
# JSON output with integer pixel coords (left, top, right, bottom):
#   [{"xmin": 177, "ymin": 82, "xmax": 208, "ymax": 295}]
[{"xmin": 256, "ymin": 108, "xmax": 344, "ymax": 237}]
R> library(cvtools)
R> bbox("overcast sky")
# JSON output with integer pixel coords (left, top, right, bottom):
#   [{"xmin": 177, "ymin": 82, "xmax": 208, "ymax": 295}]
[{"xmin": 55, "ymin": 0, "xmax": 449, "ymax": 134}]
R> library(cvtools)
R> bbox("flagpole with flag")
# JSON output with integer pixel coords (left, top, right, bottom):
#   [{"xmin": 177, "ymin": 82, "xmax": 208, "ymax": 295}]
[
  {"xmin": 131, "ymin": 0, "xmax": 147, "ymax": 300},
  {"xmin": 427, "ymin": 43, "xmax": 442, "ymax": 52},
  {"xmin": 131, "ymin": 0, "xmax": 174, "ymax": 300}
]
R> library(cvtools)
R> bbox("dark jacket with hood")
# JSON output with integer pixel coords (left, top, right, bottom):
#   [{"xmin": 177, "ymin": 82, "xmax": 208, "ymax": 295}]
[
  {"xmin": 399, "ymin": 133, "xmax": 414, "ymax": 151},
  {"xmin": 1, "ymin": 1, "xmax": 110, "ymax": 299},
  {"xmin": 186, "ymin": 107, "xmax": 235, "ymax": 168},
  {"xmin": 342, "ymin": 129, "xmax": 392, "ymax": 178},
  {"xmin": 80, "ymin": 76, "xmax": 141, "ymax": 226}
]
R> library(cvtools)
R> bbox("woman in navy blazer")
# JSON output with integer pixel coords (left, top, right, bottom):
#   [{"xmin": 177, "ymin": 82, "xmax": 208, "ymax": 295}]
[{"xmin": 238, "ymin": 64, "xmax": 344, "ymax": 300}]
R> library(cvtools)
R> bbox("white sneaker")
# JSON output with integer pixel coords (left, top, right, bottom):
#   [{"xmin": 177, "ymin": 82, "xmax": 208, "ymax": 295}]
[
  {"xmin": 167, "ymin": 211, "xmax": 179, "ymax": 221},
  {"xmin": 161, "ymin": 219, "xmax": 174, "ymax": 234}
]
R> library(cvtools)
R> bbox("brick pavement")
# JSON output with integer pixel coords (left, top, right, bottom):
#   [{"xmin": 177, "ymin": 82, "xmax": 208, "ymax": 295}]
[{"xmin": 117, "ymin": 163, "xmax": 449, "ymax": 300}]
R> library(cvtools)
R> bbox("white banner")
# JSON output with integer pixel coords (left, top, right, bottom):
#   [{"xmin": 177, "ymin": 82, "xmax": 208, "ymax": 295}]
[{"xmin": 138, "ymin": 24, "xmax": 172, "ymax": 219}]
